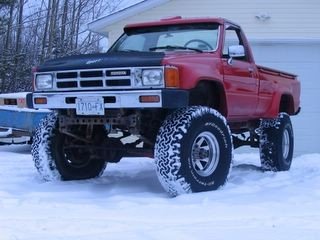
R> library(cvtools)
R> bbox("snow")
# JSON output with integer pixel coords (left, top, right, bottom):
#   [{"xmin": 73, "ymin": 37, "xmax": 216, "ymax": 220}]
[
  {"xmin": 0, "ymin": 144, "xmax": 319, "ymax": 239},
  {"xmin": 0, "ymin": 128, "xmax": 12, "ymax": 138}
]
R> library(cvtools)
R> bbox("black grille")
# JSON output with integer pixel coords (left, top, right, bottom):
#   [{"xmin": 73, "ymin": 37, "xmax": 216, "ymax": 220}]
[
  {"xmin": 55, "ymin": 68, "xmax": 132, "ymax": 89},
  {"xmin": 57, "ymin": 72, "xmax": 77, "ymax": 79},
  {"xmin": 80, "ymin": 80, "xmax": 103, "ymax": 87},
  {"xmin": 80, "ymin": 71, "xmax": 103, "ymax": 78},
  {"xmin": 57, "ymin": 81, "xmax": 77, "ymax": 88},
  {"xmin": 106, "ymin": 79, "xmax": 131, "ymax": 86}
]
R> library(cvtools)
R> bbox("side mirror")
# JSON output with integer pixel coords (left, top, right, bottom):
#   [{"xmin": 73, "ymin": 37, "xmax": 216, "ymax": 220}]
[
  {"xmin": 228, "ymin": 45, "xmax": 245, "ymax": 58},
  {"xmin": 227, "ymin": 45, "xmax": 245, "ymax": 65}
]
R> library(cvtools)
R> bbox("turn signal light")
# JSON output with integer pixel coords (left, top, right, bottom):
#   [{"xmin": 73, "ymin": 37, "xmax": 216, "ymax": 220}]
[
  {"xmin": 165, "ymin": 66, "xmax": 180, "ymax": 88},
  {"xmin": 139, "ymin": 95, "xmax": 160, "ymax": 103},
  {"xmin": 34, "ymin": 97, "xmax": 47, "ymax": 104}
]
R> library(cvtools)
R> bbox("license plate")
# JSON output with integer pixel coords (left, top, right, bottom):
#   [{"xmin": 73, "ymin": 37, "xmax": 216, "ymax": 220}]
[{"xmin": 75, "ymin": 97, "xmax": 104, "ymax": 115}]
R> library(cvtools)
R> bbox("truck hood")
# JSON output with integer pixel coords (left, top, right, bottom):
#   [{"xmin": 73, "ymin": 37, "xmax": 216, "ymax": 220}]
[{"xmin": 37, "ymin": 52, "xmax": 165, "ymax": 72}]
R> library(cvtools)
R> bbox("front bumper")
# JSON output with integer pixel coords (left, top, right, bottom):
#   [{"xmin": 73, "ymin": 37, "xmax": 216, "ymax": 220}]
[{"xmin": 27, "ymin": 89, "xmax": 189, "ymax": 110}]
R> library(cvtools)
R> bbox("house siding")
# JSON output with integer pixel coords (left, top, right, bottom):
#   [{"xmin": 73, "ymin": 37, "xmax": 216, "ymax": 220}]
[{"xmin": 105, "ymin": 0, "xmax": 320, "ymax": 45}]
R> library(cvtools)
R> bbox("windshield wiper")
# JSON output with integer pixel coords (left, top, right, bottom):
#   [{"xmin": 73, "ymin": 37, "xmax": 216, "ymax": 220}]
[{"xmin": 149, "ymin": 45, "xmax": 203, "ymax": 53}]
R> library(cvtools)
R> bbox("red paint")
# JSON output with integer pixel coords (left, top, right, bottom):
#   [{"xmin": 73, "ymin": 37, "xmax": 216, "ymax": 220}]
[{"xmin": 126, "ymin": 17, "xmax": 301, "ymax": 121}]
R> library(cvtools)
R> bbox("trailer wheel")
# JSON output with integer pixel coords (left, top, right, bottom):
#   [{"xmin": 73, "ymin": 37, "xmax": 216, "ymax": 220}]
[
  {"xmin": 155, "ymin": 106, "xmax": 233, "ymax": 196},
  {"xmin": 31, "ymin": 112, "xmax": 107, "ymax": 181},
  {"xmin": 259, "ymin": 113, "xmax": 294, "ymax": 171}
]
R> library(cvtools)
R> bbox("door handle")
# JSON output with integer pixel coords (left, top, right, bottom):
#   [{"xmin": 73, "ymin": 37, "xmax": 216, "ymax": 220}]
[{"xmin": 248, "ymin": 67, "xmax": 254, "ymax": 73}]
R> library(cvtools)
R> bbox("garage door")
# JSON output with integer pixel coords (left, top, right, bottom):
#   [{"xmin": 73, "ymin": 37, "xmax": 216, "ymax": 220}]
[{"xmin": 250, "ymin": 41, "xmax": 320, "ymax": 156}]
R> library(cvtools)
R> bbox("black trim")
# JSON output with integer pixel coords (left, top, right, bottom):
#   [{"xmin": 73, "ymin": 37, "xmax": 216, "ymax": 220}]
[
  {"xmin": 26, "ymin": 93, "xmax": 34, "ymax": 109},
  {"xmin": 162, "ymin": 89, "xmax": 189, "ymax": 108}
]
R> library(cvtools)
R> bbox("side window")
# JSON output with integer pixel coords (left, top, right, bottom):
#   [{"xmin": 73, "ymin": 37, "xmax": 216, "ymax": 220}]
[{"xmin": 223, "ymin": 27, "xmax": 247, "ymax": 61}]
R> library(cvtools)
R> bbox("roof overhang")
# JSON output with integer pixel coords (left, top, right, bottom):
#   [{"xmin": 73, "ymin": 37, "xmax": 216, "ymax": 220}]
[{"xmin": 88, "ymin": 0, "xmax": 171, "ymax": 36}]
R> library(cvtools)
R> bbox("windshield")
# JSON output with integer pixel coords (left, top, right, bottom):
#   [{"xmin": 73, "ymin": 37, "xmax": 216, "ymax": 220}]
[{"xmin": 109, "ymin": 23, "xmax": 219, "ymax": 53}]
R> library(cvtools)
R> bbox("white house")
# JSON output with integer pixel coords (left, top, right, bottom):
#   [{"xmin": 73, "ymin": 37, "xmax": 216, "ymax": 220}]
[{"xmin": 88, "ymin": 0, "xmax": 320, "ymax": 155}]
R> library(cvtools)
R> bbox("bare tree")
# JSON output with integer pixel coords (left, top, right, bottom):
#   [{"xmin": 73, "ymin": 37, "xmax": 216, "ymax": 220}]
[{"xmin": 0, "ymin": 0, "xmax": 123, "ymax": 93}]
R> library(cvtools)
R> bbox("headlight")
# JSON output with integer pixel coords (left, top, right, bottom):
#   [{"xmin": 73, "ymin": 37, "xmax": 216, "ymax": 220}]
[
  {"xmin": 142, "ymin": 69, "xmax": 163, "ymax": 86},
  {"xmin": 35, "ymin": 74, "xmax": 53, "ymax": 90}
]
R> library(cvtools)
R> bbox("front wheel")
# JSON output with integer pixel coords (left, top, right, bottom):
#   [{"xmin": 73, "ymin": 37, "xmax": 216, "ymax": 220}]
[
  {"xmin": 31, "ymin": 112, "xmax": 107, "ymax": 181},
  {"xmin": 259, "ymin": 113, "xmax": 294, "ymax": 171},
  {"xmin": 155, "ymin": 106, "xmax": 233, "ymax": 196}
]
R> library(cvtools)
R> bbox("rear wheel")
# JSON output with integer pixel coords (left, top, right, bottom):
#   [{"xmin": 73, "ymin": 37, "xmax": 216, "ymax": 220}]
[
  {"xmin": 155, "ymin": 106, "xmax": 233, "ymax": 196},
  {"xmin": 31, "ymin": 112, "xmax": 107, "ymax": 181},
  {"xmin": 259, "ymin": 113, "xmax": 294, "ymax": 171}
]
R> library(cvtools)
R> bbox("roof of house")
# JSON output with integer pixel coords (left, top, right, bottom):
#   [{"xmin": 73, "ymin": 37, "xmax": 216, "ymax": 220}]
[{"xmin": 87, "ymin": 0, "xmax": 171, "ymax": 36}]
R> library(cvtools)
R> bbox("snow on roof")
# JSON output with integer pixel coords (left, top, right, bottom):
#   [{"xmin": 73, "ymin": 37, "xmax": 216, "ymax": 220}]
[{"xmin": 88, "ymin": 0, "xmax": 171, "ymax": 36}]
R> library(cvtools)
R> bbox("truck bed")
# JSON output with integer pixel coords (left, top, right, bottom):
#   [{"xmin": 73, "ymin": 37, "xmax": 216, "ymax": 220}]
[{"xmin": 257, "ymin": 65, "xmax": 297, "ymax": 79}]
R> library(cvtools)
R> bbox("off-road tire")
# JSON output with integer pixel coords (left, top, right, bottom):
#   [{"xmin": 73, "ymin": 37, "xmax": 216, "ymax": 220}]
[
  {"xmin": 259, "ymin": 113, "xmax": 294, "ymax": 171},
  {"xmin": 155, "ymin": 106, "xmax": 233, "ymax": 196},
  {"xmin": 31, "ymin": 112, "xmax": 107, "ymax": 181}
]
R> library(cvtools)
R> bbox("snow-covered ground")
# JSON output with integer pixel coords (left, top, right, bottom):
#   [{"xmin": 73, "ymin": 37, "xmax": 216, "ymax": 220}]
[{"xmin": 0, "ymin": 144, "xmax": 319, "ymax": 240}]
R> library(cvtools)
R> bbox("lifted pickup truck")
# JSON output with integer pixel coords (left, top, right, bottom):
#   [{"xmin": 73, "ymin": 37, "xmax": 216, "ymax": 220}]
[{"xmin": 28, "ymin": 16, "xmax": 300, "ymax": 196}]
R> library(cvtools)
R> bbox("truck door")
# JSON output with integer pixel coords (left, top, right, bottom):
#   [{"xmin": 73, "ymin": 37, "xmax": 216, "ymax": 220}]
[{"xmin": 222, "ymin": 26, "xmax": 259, "ymax": 118}]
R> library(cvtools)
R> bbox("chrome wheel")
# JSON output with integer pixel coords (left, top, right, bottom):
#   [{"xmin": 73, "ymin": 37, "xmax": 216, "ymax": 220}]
[
  {"xmin": 191, "ymin": 131, "xmax": 220, "ymax": 177},
  {"xmin": 282, "ymin": 128, "xmax": 290, "ymax": 160}
]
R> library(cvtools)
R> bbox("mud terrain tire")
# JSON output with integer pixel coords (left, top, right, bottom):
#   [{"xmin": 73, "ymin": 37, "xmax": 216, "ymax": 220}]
[
  {"xmin": 259, "ymin": 113, "xmax": 294, "ymax": 171},
  {"xmin": 155, "ymin": 106, "xmax": 233, "ymax": 196},
  {"xmin": 31, "ymin": 112, "xmax": 107, "ymax": 181}
]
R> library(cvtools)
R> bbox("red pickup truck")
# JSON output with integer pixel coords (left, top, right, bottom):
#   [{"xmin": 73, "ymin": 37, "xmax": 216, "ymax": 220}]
[{"xmin": 29, "ymin": 16, "xmax": 300, "ymax": 196}]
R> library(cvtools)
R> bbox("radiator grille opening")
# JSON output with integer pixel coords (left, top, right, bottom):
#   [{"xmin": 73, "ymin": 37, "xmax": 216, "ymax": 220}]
[
  {"xmin": 54, "ymin": 68, "xmax": 132, "ymax": 89},
  {"xmin": 80, "ymin": 80, "xmax": 103, "ymax": 87},
  {"xmin": 80, "ymin": 71, "xmax": 103, "ymax": 78},
  {"xmin": 57, "ymin": 81, "xmax": 77, "ymax": 88},
  {"xmin": 106, "ymin": 79, "xmax": 131, "ymax": 86},
  {"xmin": 57, "ymin": 72, "xmax": 77, "ymax": 79}
]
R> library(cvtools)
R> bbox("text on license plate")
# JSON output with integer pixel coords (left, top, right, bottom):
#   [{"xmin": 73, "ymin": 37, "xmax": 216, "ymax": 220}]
[{"xmin": 75, "ymin": 97, "xmax": 104, "ymax": 115}]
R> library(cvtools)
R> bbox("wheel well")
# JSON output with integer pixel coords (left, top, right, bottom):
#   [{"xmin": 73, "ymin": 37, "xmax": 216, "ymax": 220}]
[
  {"xmin": 189, "ymin": 80, "xmax": 227, "ymax": 116},
  {"xmin": 279, "ymin": 94, "xmax": 294, "ymax": 115}
]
